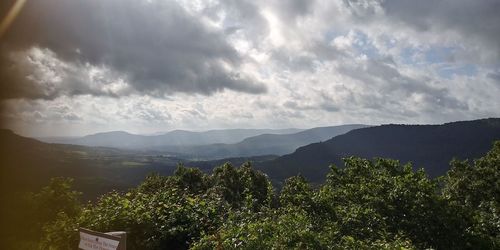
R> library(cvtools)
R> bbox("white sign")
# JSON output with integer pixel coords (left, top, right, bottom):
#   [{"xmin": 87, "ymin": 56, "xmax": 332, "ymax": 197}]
[{"xmin": 79, "ymin": 229, "xmax": 121, "ymax": 250}]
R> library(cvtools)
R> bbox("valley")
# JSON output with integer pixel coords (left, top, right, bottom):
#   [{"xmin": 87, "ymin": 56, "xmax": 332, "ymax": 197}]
[{"xmin": 2, "ymin": 118, "xmax": 500, "ymax": 202}]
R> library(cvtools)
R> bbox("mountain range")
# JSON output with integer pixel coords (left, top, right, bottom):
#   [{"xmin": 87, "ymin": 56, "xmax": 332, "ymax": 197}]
[
  {"xmin": 2, "ymin": 118, "xmax": 500, "ymax": 201},
  {"xmin": 259, "ymin": 118, "xmax": 500, "ymax": 183},
  {"xmin": 40, "ymin": 128, "xmax": 304, "ymax": 148},
  {"xmin": 0, "ymin": 129, "xmax": 173, "ymax": 200},
  {"xmin": 39, "ymin": 125, "xmax": 368, "ymax": 160},
  {"xmin": 155, "ymin": 124, "xmax": 369, "ymax": 159}
]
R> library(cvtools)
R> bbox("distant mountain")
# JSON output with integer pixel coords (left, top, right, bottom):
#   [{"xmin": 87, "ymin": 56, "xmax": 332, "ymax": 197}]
[
  {"xmin": 0, "ymin": 130, "xmax": 182, "ymax": 201},
  {"xmin": 159, "ymin": 124, "xmax": 369, "ymax": 159},
  {"xmin": 233, "ymin": 124, "xmax": 370, "ymax": 155},
  {"xmin": 0, "ymin": 129, "xmax": 280, "ymax": 201},
  {"xmin": 259, "ymin": 118, "xmax": 500, "ymax": 183},
  {"xmin": 40, "ymin": 128, "xmax": 304, "ymax": 148},
  {"xmin": 69, "ymin": 131, "xmax": 149, "ymax": 148}
]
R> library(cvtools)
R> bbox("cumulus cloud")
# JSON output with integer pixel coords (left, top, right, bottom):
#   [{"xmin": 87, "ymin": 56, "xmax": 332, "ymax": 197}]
[
  {"xmin": 1, "ymin": 0, "xmax": 499, "ymax": 136},
  {"xmin": 340, "ymin": 0, "xmax": 500, "ymax": 64},
  {"xmin": 380, "ymin": 0, "xmax": 500, "ymax": 58},
  {"xmin": 0, "ymin": 0, "xmax": 266, "ymax": 100}
]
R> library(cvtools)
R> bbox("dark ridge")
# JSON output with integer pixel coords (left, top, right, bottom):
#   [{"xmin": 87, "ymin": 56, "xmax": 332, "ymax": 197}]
[{"xmin": 258, "ymin": 118, "xmax": 500, "ymax": 183}]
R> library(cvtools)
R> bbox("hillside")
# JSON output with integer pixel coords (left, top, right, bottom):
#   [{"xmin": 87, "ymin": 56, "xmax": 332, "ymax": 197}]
[
  {"xmin": 8, "ymin": 142, "xmax": 500, "ymax": 249},
  {"xmin": 0, "ymin": 130, "xmax": 184, "ymax": 200},
  {"xmin": 259, "ymin": 118, "xmax": 500, "ymax": 182},
  {"xmin": 0, "ymin": 130, "xmax": 276, "ymax": 200},
  {"xmin": 157, "ymin": 124, "xmax": 368, "ymax": 159},
  {"xmin": 40, "ymin": 128, "xmax": 303, "ymax": 148}
]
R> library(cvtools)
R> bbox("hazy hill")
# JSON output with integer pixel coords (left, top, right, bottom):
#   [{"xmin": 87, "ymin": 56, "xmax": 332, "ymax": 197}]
[
  {"xmin": 40, "ymin": 128, "xmax": 303, "ymax": 148},
  {"xmin": 233, "ymin": 124, "xmax": 369, "ymax": 155},
  {"xmin": 259, "ymin": 118, "xmax": 500, "ymax": 183},
  {"xmin": 0, "ymin": 130, "xmax": 277, "ymax": 200},
  {"xmin": 5, "ymin": 119, "xmax": 500, "ymax": 200},
  {"xmin": 159, "ymin": 124, "xmax": 369, "ymax": 159},
  {"xmin": 0, "ymin": 130, "xmax": 182, "ymax": 200}
]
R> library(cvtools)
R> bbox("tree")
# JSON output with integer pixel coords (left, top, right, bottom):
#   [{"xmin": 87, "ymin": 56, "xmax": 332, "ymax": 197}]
[
  {"xmin": 442, "ymin": 141, "xmax": 500, "ymax": 248},
  {"xmin": 316, "ymin": 157, "xmax": 467, "ymax": 249},
  {"xmin": 31, "ymin": 177, "xmax": 81, "ymax": 226},
  {"xmin": 27, "ymin": 144, "xmax": 500, "ymax": 249},
  {"xmin": 209, "ymin": 162, "xmax": 273, "ymax": 211},
  {"xmin": 18, "ymin": 178, "xmax": 81, "ymax": 249},
  {"xmin": 279, "ymin": 175, "xmax": 314, "ymax": 209}
]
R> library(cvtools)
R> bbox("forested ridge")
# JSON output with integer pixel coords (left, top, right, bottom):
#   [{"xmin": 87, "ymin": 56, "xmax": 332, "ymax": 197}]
[
  {"xmin": 3, "ymin": 142, "xmax": 499, "ymax": 249},
  {"xmin": 262, "ymin": 118, "xmax": 500, "ymax": 182}
]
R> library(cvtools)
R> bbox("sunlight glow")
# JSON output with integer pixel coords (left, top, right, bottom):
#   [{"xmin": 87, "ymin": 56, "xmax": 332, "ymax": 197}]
[
  {"xmin": 261, "ymin": 9, "xmax": 285, "ymax": 47},
  {"xmin": 0, "ymin": 0, "xmax": 27, "ymax": 38}
]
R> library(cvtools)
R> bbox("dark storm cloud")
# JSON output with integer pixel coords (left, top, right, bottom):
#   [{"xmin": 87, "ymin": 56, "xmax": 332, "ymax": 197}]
[
  {"xmin": 0, "ymin": 0, "xmax": 266, "ymax": 100},
  {"xmin": 488, "ymin": 72, "xmax": 500, "ymax": 84}
]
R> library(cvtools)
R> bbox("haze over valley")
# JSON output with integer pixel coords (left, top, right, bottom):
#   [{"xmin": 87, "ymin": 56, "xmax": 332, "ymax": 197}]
[{"xmin": 2, "ymin": 118, "xmax": 499, "ymax": 201}]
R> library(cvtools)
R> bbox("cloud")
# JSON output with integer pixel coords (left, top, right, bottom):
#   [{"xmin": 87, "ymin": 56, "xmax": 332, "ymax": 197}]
[
  {"xmin": 2, "ymin": 0, "xmax": 500, "ymax": 136},
  {"xmin": 337, "ymin": 56, "xmax": 468, "ymax": 110},
  {"xmin": 370, "ymin": 0, "xmax": 500, "ymax": 63},
  {"xmin": 0, "ymin": 0, "xmax": 266, "ymax": 100},
  {"xmin": 488, "ymin": 72, "xmax": 500, "ymax": 83},
  {"xmin": 0, "ymin": 47, "xmax": 133, "ymax": 99}
]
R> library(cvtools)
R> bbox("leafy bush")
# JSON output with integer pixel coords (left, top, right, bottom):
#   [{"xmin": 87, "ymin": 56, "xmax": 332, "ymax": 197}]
[
  {"xmin": 19, "ymin": 142, "xmax": 500, "ymax": 249},
  {"xmin": 442, "ymin": 141, "xmax": 500, "ymax": 248}
]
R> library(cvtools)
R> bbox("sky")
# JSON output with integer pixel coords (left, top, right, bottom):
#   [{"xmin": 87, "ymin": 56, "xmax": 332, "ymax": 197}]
[{"xmin": 0, "ymin": 0, "xmax": 499, "ymax": 137}]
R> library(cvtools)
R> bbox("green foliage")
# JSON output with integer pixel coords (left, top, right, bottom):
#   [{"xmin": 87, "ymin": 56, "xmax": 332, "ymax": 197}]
[
  {"xmin": 192, "ymin": 208, "xmax": 325, "ymax": 250},
  {"xmin": 172, "ymin": 165, "xmax": 211, "ymax": 195},
  {"xmin": 79, "ymin": 190, "xmax": 228, "ymax": 249},
  {"xmin": 317, "ymin": 157, "xmax": 469, "ymax": 249},
  {"xmin": 209, "ymin": 162, "xmax": 274, "ymax": 211},
  {"xmin": 18, "ymin": 142, "xmax": 500, "ymax": 249},
  {"xmin": 442, "ymin": 141, "xmax": 500, "ymax": 248},
  {"xmin": 279, "ymin": 175, "xmax": 314, "ymax": 209},
  {"xmin": 193, "ymin": 206, "xmax": 416, "ymax": 250},
  {"xmin": 37, "ymin": 163, "xmax": 272, "ymax": 249},
  {"xmin": 39, "ymin": 212, "xmax": 79, "ymax": 250},
  {"xmin": 1, "ymin": 177, "xmax": 82, "ymax": 249},
  {"xmin": 135, "ymin": 173, "xmax": 171, "ymax": 194},
  {"xmin": 135, "ymin": 165, "xmax": 210, "ymax": 196},
  {"xmin": 31, "ymin": 177, "xmax": 82, "ymax": 226}
]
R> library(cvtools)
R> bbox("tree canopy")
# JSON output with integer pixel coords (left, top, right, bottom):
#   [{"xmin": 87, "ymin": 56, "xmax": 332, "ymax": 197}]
[{"xmin": 4, "ymin": 142, "xmax": 500, "ymax": 249}]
